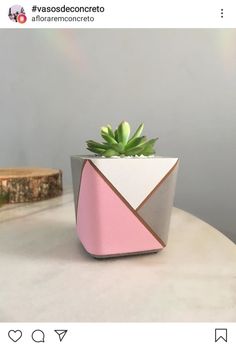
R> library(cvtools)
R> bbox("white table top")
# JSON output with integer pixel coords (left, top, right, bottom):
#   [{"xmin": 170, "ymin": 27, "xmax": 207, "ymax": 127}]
[{"xmin": 0, "ymin": 191, "xmax": 235, "ymax": 322}]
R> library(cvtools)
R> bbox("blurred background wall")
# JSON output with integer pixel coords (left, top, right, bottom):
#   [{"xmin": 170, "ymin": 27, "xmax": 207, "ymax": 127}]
[{"xmin": 0, "ymin": 29, "xmax": 235, "ymax": 242}]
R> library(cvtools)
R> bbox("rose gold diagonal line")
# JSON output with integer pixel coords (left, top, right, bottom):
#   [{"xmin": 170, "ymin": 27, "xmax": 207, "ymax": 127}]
[
  {"xmin": 136, "ymin": 159, "xmax": 179, "ymax": 211},
  {"xmin": 75, "ymin": 159, "xmax": 87, "ymax": 223},
  {"xmin": 89, "ymin": 160, "xmax": 165, "ymax": 247}
]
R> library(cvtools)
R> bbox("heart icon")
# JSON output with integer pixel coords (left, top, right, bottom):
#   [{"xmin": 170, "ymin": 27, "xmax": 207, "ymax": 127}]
[{"xmin": 8, "ymin": 330, "xmax": 22, "ymax": 342}]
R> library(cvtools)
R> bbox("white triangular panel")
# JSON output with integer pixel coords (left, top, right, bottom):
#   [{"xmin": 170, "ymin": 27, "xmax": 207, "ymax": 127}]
[{"xmin": 91, "ymin": 157, "xmax": 178, "ymax": 209}]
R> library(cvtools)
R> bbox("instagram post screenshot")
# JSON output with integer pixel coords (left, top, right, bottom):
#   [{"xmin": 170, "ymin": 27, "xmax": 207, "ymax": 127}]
[{"xmin": 0, "ymin": 0, "xmax": 236, "ymax": 347}]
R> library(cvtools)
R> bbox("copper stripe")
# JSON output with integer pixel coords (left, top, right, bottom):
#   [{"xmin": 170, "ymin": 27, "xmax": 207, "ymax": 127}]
[
  {"xmin": 88, "ymin": 160, "xmax": 166, "ymax": 247},
  {"xmin": 136, "ymin": 159, "xmax": 179, "ymax": 211}
]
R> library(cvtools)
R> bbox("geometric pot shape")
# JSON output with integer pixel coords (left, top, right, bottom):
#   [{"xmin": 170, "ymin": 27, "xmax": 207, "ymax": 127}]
[{"xmin": 71, "ymin": 155, "xmax": 179, "ymax": 258}]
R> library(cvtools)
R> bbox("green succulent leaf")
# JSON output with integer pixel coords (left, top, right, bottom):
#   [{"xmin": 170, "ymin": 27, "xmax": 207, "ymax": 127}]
[
  {"xmin": 125, "ymin": 142, "xmax": 147, "ymax": 155},
  {"xmin": 143, "ymin": 137, "xmax": 158, "ymax": 148},
  {"xmin": 125, "ymin": 136, "xmax": 147, "ymax": 150},
  {"xmin": 138, "ymin": 138, "xmax": 158, "ymax": 155},
  {"xmin": 101, "ymin": 125, "xmax": 117, "ymax": 142},
  {"xmin": 125, "ymin": 138, "xmax": 158, "ymax": 156},
  {"xmin": 101, "ymin": 132, "xmax": 118, "ymax": 144},
  {"xmin": 87, "ymin": 147, "xmax": 105, "ymax": 155},
  {"xmin": 117, "ymin": 121, "xmax": 130, "ymax": 145},
  {"xmin": 101, "ymin": 126, "xmax": 109, "ymax": 134},
  {"xmin": 106, "ymin": 124, "xmax": 115, "ymax": 139},
  {"xmin": 86, "ymin": 140, "xmax": 109, "ymax": 150},
  {"xmin": 110, "ymin": 142, "xmax": 125, "ymax": 153},
  {"xmin": 141, "ymin": 145, "xmax": 155, "ymax": 156},
  {"xmin": 128, "ymin": 123, "xmax": 144, "ymax": 143},
  {"xmin": 102, "ymin": 149, "xmax": 120, "ymax": 157},
  {"xmin": 114, "ymin": 129, "xmax": 119, "ymax": 142},
  {"xmin": 125, "ymin": 146, "xmax": 145, "ymax": 156}
]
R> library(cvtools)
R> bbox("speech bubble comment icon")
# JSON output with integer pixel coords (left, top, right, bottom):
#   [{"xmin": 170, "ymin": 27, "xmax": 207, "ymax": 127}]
[{"xmin": 32, "ymin": 330, "xmax": 45, "ymax": 343}]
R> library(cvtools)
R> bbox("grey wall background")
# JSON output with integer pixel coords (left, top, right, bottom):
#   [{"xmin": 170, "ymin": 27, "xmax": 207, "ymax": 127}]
[{"xmin": 0, "ymin": 29, "xmax": 235, "ymax": 242}]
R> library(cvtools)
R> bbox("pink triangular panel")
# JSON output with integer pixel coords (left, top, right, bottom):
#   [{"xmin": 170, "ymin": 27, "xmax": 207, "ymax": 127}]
[{"xmin": 77, "ymin": 161, "xmax": 162, "ymax": 256}]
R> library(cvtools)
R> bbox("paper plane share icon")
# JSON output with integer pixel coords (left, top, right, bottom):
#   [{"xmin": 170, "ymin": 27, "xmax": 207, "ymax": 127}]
[{"xmin": 54, "ymin": 330, "xmax": 68, "ymax": 342}]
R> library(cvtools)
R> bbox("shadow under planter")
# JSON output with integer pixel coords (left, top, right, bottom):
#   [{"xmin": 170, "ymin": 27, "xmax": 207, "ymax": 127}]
[{"xmin": 71, "ymin": 155, "xmax": 179, "ymax": 258}]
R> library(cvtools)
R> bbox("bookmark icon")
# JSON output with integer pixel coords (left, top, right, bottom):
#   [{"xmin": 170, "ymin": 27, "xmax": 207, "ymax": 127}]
[{"xmin": 215, "ymin": 328, "xmax": 227, "ymax": 342}]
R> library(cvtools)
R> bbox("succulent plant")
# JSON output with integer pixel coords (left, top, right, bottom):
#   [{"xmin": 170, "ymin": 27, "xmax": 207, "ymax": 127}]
[{"xmin": 86, "ymin": 121, "xmax": 158, "ymax": 157}]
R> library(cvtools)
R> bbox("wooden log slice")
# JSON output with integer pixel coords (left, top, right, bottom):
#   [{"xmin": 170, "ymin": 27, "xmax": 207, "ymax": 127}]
[{"xmin": 0, "ymin": 168, "xmax": 63, "ymax": 204}]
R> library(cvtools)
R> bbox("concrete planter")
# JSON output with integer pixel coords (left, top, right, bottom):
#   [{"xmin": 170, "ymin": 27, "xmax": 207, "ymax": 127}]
[{"xmin": 71, "ymin": 155, "xmax": 179, "ymax": 258}]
